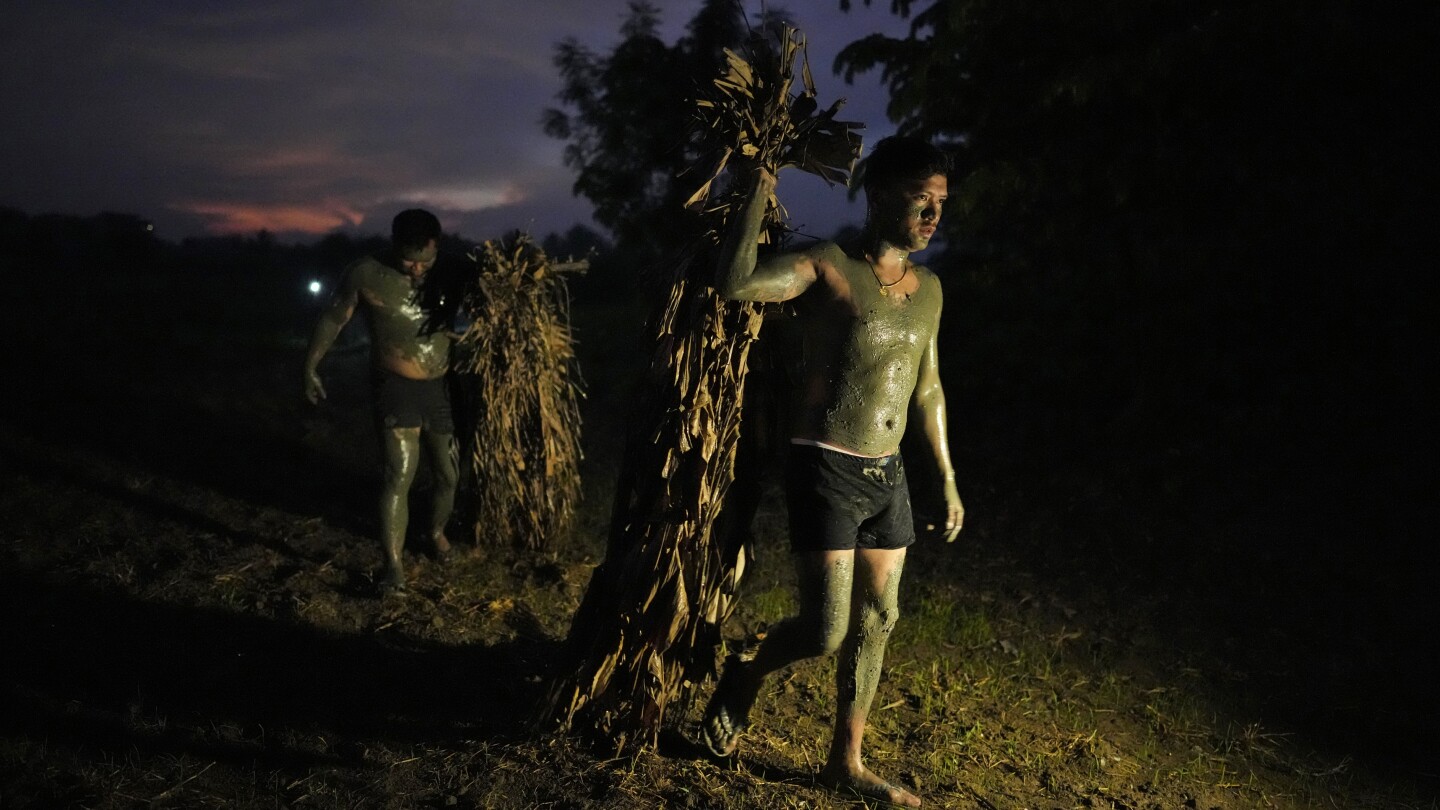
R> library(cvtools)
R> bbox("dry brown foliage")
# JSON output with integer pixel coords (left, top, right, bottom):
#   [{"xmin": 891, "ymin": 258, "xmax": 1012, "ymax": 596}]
[
  {"xmin": 452, "ymin": 233, "xmax": 585, "ymax": 550},
  {"xmin": 543, "ymin": 26, "xmax": 862, "ymax": 754}
]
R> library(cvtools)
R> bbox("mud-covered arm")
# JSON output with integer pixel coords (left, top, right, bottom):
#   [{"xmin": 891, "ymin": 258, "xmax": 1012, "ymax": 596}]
[
  {"xmin": 911, "ymin": 315, "xmax": 964, "ymax": 541},
  {"xmin": 302, "ymin": 269, "xmax": 360, "ymax": 403},
  {"xmin": 715, "ymin": 168, "xmax": 818, "ymax": 303}
]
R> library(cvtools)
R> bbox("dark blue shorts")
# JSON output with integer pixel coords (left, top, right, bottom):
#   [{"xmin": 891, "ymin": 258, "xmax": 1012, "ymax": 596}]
[
  {"xmin": 374, "ymin": 371, "xmax": 453, "ymax": 433},
  {"xmin": 784, "ymin": 443, "xmax": 916, "ymax": 553}
]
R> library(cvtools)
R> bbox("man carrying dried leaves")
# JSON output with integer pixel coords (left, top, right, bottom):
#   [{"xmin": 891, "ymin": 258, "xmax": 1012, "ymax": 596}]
[
  {"xmin": 303, "ymin": 209, "xmax": 460, "ymax": 594},
  {"xmin": 706, "ymin": 136, "xmax": 964, "ymax": 808}
]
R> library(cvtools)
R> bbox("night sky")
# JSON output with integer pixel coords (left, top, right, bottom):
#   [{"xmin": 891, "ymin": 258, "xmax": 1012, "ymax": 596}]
[{"xmin": 1, "ymin": 1, "xmax": 911, "ymax": 244}]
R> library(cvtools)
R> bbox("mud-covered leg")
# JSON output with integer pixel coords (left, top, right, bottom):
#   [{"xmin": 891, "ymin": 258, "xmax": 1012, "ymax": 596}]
[
  {"xmin": 820, "ymin": 547, "xmax": 919, "ymax": 807},
  {"xmin": 423, "ymin": 430, "xmax": 459, "ymax": 558},
  {"xmin": 379, "ymin": 427, "xmax": 422, "ymax": 591},
  {"xmin": 704, "ymin": 550, "xmax": 854, "ymax": 756}
]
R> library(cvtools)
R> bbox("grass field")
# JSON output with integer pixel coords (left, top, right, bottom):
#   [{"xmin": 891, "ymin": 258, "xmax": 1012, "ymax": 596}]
[{"xmin": 0, "ymin": 262, "xmax": 1433, "ymax": 808}]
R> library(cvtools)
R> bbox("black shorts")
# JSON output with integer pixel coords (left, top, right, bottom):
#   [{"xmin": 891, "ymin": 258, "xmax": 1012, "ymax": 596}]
[
  {"xmin": 784, "ymin": 442, "xmax": 916, "ymax": 553},
  {"xmin": 373, "ymin": 371, "xmax": 454, "ymax": 433}
]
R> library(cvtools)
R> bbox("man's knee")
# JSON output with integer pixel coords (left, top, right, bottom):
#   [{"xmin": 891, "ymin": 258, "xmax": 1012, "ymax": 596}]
[
  {"xmin": 381, "ymin": 463, "xmax": 418, "ymax": 491},
  {"xmin": 431, "ymin": 434, "xmax": 460, "ymax": 487},
  {"xmin": 381, "ymin": 429, "xmax": 422, "ymax": 487},
  {"xmin": 860, "ymin": 603, "xmax": 900, "ymax": 641}
]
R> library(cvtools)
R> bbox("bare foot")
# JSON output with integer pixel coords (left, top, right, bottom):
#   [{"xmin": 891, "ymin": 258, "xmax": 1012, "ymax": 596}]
[
  {"xmin": 701, "ymin": 657, "xmax": 758, "ymax": 757},
  {"xmin": 379, "ymin": 564, "xmax": 407, "ymax": 595},
  {"xmin": 701, "ymin": 701, "xmax": 746, "ymax": 757},
  {"xmin": 819, "ymin": 763, "xmax": 921, "ymax": 807},
  {"xmin": 432, "ymin": 532, "xmax": 454, "ymax": 562}
]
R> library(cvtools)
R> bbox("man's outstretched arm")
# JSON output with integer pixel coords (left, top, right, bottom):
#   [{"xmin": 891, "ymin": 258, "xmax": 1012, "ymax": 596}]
[
  {"xmin": 716, "ymin": 168, "xmax": 818, "ymax": 303},
  {"xmin": 911, "ymin": 323, "xmax": 964, "ymax": 541},
  {"xmin": 302, "ymin": 272, "xmax": 359, "ymax": 404}
]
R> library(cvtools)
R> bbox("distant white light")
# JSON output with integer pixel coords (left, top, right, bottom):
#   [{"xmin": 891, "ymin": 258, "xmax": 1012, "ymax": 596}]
[{"xmin": 308, "ymin": 280, "xmax": 323, "ymax": 295}]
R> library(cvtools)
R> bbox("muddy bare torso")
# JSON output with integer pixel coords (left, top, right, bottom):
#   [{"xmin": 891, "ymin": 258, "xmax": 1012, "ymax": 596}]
[
  {"xmin": 348, "ymin": 255, "xmax": 452, "ymax": 380},
  {"xmin": 787, "ymin": 242, "xmax": 941, "ymax": 456}
]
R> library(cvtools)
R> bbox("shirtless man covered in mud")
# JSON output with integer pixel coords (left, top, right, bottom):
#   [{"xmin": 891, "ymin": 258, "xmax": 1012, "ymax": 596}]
[
  {"xmin": 303, "ymin": 208, "xmax": 459, "ymax": 594},
  {"xmin": 704, "ymin": 136, "xmax": 964, "ymax": 807}
]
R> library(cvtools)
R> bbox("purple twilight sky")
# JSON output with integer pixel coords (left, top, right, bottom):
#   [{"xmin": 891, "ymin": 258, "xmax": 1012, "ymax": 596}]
[{"xmin": 0, "ymin": 1, "xmax": 915, "ymax": 245}]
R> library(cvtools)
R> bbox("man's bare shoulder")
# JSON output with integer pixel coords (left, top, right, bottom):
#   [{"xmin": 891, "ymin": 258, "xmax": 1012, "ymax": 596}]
[
  {"xmin": 914, "ymin": 261, "xmax": 941, "ymax": 281},
  {"xmin": 343, "ymin": 254, "xmax": 405, "ymax": 293},
  {"xmin": 907, "ymin": 264, "xmax": 946, "ymax": 320},
  {"xmin": 346, "ymin": 254, "xmax": 390, "ymax": 277},
  {"xmin": 803, "ymin": 241, "xmax": 850, "ymax": 264},
  {"xmin": 798, "ymin": 241, "xmax": 869, "ymax": 280}
]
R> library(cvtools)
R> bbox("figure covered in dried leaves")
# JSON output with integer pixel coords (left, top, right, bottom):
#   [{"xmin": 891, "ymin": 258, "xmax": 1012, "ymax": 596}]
[
  {"xmin": 541, "ymin": 25, "xmax": 864, "ymax": 754},
  {"xmin": 450, "ymin": 234, "xmax": 584, "ymax": 551},
  {"xmin": 703, "ymin": 136, "xmax": 965, "ymax": 808},
  {"xmin": 302, "ymin": 209, "xmax": 460, "ymax": 594}
]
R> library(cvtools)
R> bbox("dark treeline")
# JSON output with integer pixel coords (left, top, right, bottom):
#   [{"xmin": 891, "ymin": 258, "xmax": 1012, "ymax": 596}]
[
  {"xmin": 835, "ymin": 0, "xmax": 1436, "ymax": 762},
  {"xmin": 0, "ymin": 206, "xmax": 625, "ymax": 338},
  {"xmin": 0, "ymin": 205, "xmax": 614, "ymax": 281},
  {"xmin": 840, "ymin": 2, "xmax": 1433, "ymax": 576}
]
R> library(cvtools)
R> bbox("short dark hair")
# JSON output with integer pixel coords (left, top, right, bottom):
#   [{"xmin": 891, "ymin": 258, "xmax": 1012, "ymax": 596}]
[
  {"xmin": 391, "ymin": 209, "xmax": 442, "ymax": 252},
  {"xmin": 859, "ymin": 136, "xmax": 951, "ymax": 195}
]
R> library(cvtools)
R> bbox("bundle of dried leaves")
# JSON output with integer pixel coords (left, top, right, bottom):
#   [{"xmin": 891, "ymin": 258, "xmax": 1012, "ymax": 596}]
[
  {"xmin": 452, "ymin": 233, "xmax": 585, "ymax": 550},
  {"xmin": 543, "ymin": 25, "xmax": 862, "ymax": 754}
]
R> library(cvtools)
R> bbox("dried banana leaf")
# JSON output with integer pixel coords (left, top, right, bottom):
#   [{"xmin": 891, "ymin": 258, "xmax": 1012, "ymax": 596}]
[
  {"xmin": 542, "ymin": 25, "xmax": 862, "ymax": 755},
  {"xmin": 453, "ymin": 233, "xmax": 585, "ymax": 550}
]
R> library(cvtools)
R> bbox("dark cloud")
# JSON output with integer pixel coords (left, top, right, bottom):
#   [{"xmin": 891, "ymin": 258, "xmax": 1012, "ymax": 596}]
[{"xmin": 1, "ymin": 1, "xmax": 910, "ymax": 243}]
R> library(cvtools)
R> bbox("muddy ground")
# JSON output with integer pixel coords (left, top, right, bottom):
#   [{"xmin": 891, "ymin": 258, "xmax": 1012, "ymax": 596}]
[{"xmin": 1, "ymin": 266, "xmax": 1435, "ymax": 808}]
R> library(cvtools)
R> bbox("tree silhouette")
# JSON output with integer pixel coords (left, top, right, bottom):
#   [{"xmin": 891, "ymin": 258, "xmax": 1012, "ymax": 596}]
[
  {"xmin": 542, "ymin": 1, "xmax": 795, "ymax": 271},
  {"xmin": 831, "ymin": 7, "xmax": 1435, "ymax": 730},
  {"xmin": 835, "ymin": 0, "xmax": 1428, "ymax": 495}
]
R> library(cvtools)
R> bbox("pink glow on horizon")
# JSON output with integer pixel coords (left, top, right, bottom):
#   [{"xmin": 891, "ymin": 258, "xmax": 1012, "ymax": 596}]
[{"xmin": 181, "ymin": 202, "xmax": 367, "ymax": 235}]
